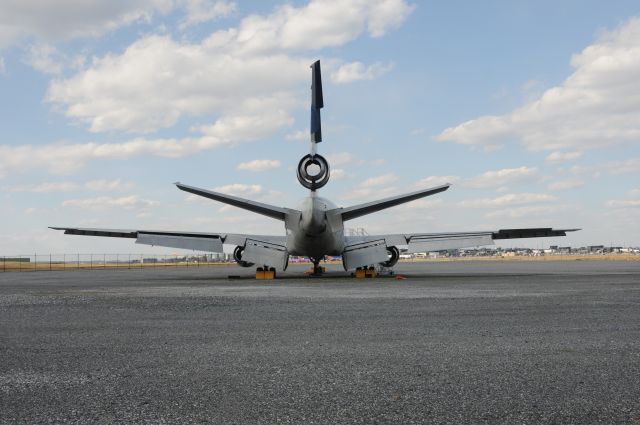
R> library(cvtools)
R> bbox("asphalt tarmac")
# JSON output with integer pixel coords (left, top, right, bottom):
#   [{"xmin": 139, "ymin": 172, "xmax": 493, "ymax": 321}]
[{"xmin": 1, "ymin": 260, "xmax": 640, "ymax": 424}]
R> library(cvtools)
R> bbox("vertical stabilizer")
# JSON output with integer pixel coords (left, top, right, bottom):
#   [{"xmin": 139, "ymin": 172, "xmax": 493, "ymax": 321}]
[{"xmin": 310, "ymin": 60, "xmax": 323, "ymax": 143}]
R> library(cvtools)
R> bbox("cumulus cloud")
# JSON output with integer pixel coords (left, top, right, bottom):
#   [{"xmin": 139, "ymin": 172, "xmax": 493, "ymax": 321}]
[
  {"xmin": 237, "ymin": 159, "xmax": 281, "ymax": 172},
  {"xmin": 606, "ymin": 199, "xmax": 640, "ymax": 208},
  {"xmin": 465, "ymin": 166, "xmax": 537, "ymax": 189},
  {"xmin": 341, "ymin": 173, "xmax": 399, "ymax": 201},
  {"xmin": 416, "ymin": 166, "xmax": 537, "ymax": 190},
  {"xmin": 361, "ymin": 173, "xmax": 398, "ymax": 188},
  {"xmin": 84, "ymin": 179, "xmax": 134, "ymax": 191},
  {"xmin": 0, "ymin": 110, "xmax": 290, "ymax": 177},
  {"xmin": 326, "ymin": 152, "xmax": 360, "ymax": 166},
  {"xmin": 547, "ymin": 179, "xmax": 584, "ymax": 191},
  {"xmin": 331, "ymin": 168, "xmax": 347, "ymax": 181},
  {"xmin": 285, "ymin": 130, "xmax": 307, "ymax": 141},
  {"xmin": 10, "ymin": 182, "xmax": 78, "ymax": 193},
  {"xmin": 330, "ymin": 61, "xmax": 393, "ymax": 83},
  {"xmin": 485, "ymin": 205, "xmax": 566, "ymax": 219},
  {"xmin": 7, "ymin": 179, "xmax": 133, "ymax": 192},
  {"xmin": 179, "ymin": 0, "xmax": 236, "ymax": 28},
  {"xmin": 458, "ymin": 193, "xmax": 557, "ymax": 208},
  {"xmin": 46, "ymin": 0, "xmax": 414, "ymax": 134},
  {"xmin": 212, "ymin": 183, "xmax": 262, "ymax": 195},
  {"xmin": 62, "ymin": 195, "xmax": 158, "ymax": 210},
  {"xmin": 545, "ymin": 151, "xmax": 583, "ymax": 163},
  {"xmin": 436, "ymin": 18, "xmax": 640, "ymax": 152},
  {"xmin": 22, "ymin": 44, "xmax": 63, "ymax": 75},
  {"xmin": 606, "ymin": 187, "xmax": 640, "ymax": 208},
  {"xmin": 0, "ymin": 0, "xmax": 174, "ymax": 47}
]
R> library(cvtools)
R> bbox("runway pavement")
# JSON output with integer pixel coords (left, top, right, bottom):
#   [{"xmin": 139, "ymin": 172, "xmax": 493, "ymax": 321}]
[{"xmin": 1, "ymin": 260, "xmax": 640, "ymax": 424}]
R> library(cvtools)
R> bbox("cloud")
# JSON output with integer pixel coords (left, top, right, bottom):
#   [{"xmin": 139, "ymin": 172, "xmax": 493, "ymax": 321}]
[
  {"xmin": 606, "ymin": 187, "xmax": 640, "ymax": 208},
  {"xmin": 326, "ymin": 152, "xmax": 358, "ymax": 166},
  {"xmin": 22, "ymin": 44, "xmax": 64, "ymax": 75},
  {"xmin": 485, "ymin": 205, "xmax": 567, "ymax": 219},
  {"xmin": 0, "ymin": 111, "xmax": 290, "ymax": 177},
  {"xmin": 9, "ymin": 182, "xmax": 78, "ymax": 193},
  {"xmin": 237, "ymin": 159, "xmax": 281, "ymax": 172},
  {"xmin": 458, "ymin": 193, "xmax": 557, "ymax": 208},
  {"xmin": 179, "ymin": 0, "xmax": 236, "ymax": 29},
  {"xmin": 341, "ymin": 173, "xmax": 399, "ymax": 201},
  {"xmin": 212, "ymin": 183, "xmax": 262, "ymax": 195},
  {"xmin": 361, "ymin": 173, "xmax": 398, "ymax": 188},
  {"xmin": 46, "ymin": 0, "xmax": 414, "ymax": 134},
  {"xmin": 330, "ymin": 61, "xmax": 393, "ymax": 83},
  {"xmin": 416, "ymin": 166, "xmax": 537, "ymax": 190},
  {"xmin": 465, "ymin": 166, "xmax": 537, "ymax": 189},
  {"xmin": 415, "ymin": 175, "xmax": 459, "ymax": 187},
  {"xmin": 436, "ymin": 18, "xmax": 640, "ymax": 152},
  {"xmin": 62, "ymin": 195, "xmax": 158, "ymax": 210},
  {"xmin": 545, "ymin": 151, "xmax": 583, "ymax": 163},
  {"xmin": 84, "ymin": 179, "xmax": 134, "ymax": 191},
  {"xmin": 285, "ymin": 130, "xmax": 307, "ymax": 141},
  {"xmin": 0, "ymin": 0, "xmax": 174, "ymax": 47},
  {"xmin": 331, "ymin": 168, "xmax": 347, "ymax": 181},
  {"xmin": 547, "ymin": 179, "xmax": 584, "ymax": 191},
  {"xmin": 0, "ymin": 56, "xmax": 5, "ymax": 74},
  {"xmin": 208, "ymin": 0, "xmax": 414, "ymax": 55},
  {"xmin": 7, "ymin": 179, "xmax": 134, "ymax": 193},
  {"xmin": 570, "ymin": 157, "xmax": 640, "ymax": 177},
  {"xmin": 606, "ymin": 199, "xmax": 640, "ymax": 208}
]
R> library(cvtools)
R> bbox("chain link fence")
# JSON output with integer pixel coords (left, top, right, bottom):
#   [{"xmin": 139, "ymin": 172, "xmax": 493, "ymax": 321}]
[{"xmin": 1, "ymin": 253, "xmax": 235, "ymax": 272}]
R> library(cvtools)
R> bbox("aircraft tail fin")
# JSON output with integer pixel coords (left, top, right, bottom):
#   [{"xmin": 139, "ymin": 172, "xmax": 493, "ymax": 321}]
[
  {"xmin": 310, "ymin": 60, "xmax": 323, "ymax": 143},
  {"xmin": 336, "ymin": 184, "xmax": 451, "ymax": 221},
  {"xmin": 175, "ymin": 183, "xmax": 292, "ymax": 221}
]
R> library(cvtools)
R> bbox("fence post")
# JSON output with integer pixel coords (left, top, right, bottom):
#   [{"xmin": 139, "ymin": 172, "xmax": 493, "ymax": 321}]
[
  {"xmin": 50, "ymin": 254, "xmax": 52, "ymax": 271},
  {"xmin": 34, "ymin": 253, "xmax": 37, "ymax": 271},
  {"xmin": 2, "ymin": 256, "xmax": 5, "ymax": 272},
  {"xmin": 103, "ymin": 254, "xmax": 106, "ymax": 269},
  {"xmin": 128, "ymin": 254, "xmax": 131, "ymax": 269},
  {"xmin": 90, "ymin": 254, "xmax": 93, "ymax": 269},
  {"xmin": 77, "ymin": 253, "xmax": 79, "ymax": 269}
]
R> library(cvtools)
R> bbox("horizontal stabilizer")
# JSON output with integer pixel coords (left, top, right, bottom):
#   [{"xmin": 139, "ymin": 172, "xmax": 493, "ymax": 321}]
[
  {"xmin": 175, "ymin": 182, "xmax": 291, "ymax": 221},
  {"xmin": 336, "ymin": 183, "xmax": 451, "ymax": 221}
]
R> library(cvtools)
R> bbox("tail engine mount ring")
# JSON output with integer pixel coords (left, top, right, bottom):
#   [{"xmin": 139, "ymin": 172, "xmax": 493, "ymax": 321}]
[{"xmin": 297, "ymin": 154, "xmax": 330, "ymax": 191}]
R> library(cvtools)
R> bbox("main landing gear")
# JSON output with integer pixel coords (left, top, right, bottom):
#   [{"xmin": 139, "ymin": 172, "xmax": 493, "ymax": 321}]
[{"xmin": 308, "ymin": 257, "xmax": 326, "ymax": 276}]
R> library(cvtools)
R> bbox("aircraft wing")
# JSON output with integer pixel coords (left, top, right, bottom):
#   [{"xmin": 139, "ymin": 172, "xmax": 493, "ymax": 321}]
[
  {"xmin": 49, "ymin": 227, "xmax": 286, "ymax": 252},
  {"xmin": 346, "ymin": 228, "xmax": 580, "ymax": 253}
]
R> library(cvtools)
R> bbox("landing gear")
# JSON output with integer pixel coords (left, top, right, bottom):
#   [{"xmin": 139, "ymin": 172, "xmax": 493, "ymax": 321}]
[{"xmin": 308, "ymin": 257, "xmax": 325, "ymax": 276}]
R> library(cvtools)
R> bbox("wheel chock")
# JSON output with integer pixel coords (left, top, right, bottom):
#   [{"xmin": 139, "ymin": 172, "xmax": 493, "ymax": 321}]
[
  {"xmin": 355, "ymin": 267, "xmax": 376, "ymax": 278},
  {"xmin": 256, "ymin": 267, "xmax": 276, "ymax": 279}
]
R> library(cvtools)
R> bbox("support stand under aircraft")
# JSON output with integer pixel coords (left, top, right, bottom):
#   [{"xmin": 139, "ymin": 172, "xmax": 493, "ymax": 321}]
[{"xmin": 51, "ymin": 60, "xmax": 578, "ymax": 278}]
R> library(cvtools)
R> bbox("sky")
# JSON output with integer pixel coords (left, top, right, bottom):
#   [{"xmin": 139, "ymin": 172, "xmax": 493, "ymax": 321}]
[{"xmin": 1, "ymin": 0, "xmax": 639, "ymax": 255}]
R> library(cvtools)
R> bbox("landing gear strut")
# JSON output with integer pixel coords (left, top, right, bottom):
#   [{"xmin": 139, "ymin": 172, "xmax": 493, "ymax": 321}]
[{"xmin": 309, "ymin": 257, "xmax": 325, "ymax": 276}]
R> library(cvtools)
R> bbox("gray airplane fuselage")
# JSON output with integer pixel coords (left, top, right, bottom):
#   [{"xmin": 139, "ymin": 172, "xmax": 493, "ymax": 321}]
[{"xmin": 286, "ymin": 195, "xmax": 345, "ymax": 258}]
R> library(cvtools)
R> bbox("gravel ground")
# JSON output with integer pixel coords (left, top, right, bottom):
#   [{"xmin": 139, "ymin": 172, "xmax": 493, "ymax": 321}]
[{"xmin": 1, "ymin": 260, "xmax": 639, "ymax": 424}]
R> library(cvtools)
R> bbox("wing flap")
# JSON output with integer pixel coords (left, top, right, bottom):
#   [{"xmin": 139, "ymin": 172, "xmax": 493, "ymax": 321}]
[
  {"xmin": 408, "ymin": 233, "xmax": 494, "ymax": 253},
  {"xmin": 342, "ymin": 239, "xmax": 389, "ymax": 270},
  {"xmin": 136, "ymin": 233, "xmax": 223, "ymax": 252},
  {"xmin": 50, "ymin": 227, "xmax": 286, "ymax": 252}
]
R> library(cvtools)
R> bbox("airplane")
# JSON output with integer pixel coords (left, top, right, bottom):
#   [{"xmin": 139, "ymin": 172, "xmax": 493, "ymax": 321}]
[{"xmin": 51, "ymin": 60, "xmax": 578, "ymax": 277}]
